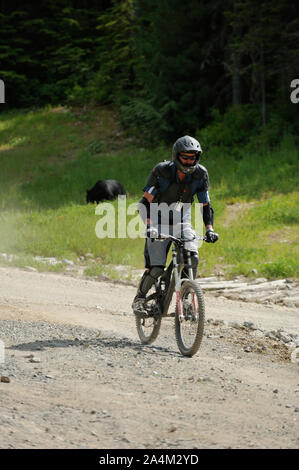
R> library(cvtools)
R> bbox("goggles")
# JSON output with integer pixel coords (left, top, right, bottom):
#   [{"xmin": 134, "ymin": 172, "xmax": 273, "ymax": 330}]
[{"xmin": 179, "ymin": 153, "xmax": 197, "ymax": 161}]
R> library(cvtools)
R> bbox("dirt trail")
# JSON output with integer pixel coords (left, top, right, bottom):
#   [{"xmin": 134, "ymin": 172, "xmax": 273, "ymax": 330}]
[{"xmin": 0, "ymin": 266, "xmax": 298, "ymax": 449}]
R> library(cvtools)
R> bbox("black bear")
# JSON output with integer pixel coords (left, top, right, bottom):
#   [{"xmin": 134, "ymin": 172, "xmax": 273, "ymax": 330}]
[{"xmin": 86, "ymin": 179, "xmax": 126, "ymax": 203}]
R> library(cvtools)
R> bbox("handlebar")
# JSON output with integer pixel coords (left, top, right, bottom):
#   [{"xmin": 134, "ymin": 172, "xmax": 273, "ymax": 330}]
[{"xmin": 153, "ymin": 234, "xmax": 207, "ymax": 244}]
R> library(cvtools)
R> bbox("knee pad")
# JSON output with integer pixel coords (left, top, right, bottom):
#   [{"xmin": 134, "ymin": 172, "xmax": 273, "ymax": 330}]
[
  {"xmin": 138, "ymin": 266, "xmax": 164, "ymax": 296},
  {"xmin": 191, "ymin": 252, "xmax": 199, "ymax": 272}
]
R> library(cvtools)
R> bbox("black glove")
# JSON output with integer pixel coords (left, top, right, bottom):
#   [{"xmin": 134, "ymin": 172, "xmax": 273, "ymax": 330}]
[{"xmin": 205, "ymin": 228, "xmax": 219, "ymax": 243}]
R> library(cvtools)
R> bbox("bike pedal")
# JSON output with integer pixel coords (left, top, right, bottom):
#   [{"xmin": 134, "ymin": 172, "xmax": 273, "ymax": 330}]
[{"xmin": 166, "ymin": 312, "xmax": 175, "ymax": 317}]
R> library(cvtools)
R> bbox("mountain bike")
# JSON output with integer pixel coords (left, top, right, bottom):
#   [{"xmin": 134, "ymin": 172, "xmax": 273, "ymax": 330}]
[{"xmin": 135, "ymin": 234, "xmax": 207, "ymax": 357}]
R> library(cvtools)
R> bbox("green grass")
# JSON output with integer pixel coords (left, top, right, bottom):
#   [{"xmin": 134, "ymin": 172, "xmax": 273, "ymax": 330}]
[
  {"xmin": 83, "ymin": 263, "xmax": 135, "ymax": 282},
  {"xmin": 0, "ymin": 105, "xmax": 298, "ymax": 279},
  {"xmin": 0, "ymin": 254, "xmax": 67, "ymax": 273},
  {"xmin": 204, "ymin": 134, "xmax": 299, "ymax": 201},
  {"xmin": 0, "ymin": 201, "xmax": 146, "ymax": 267}
]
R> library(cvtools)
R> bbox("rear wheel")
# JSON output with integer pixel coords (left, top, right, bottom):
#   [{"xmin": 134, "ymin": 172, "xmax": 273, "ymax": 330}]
[
  {"xmin": 135, "ymin": 293, "xmax": 162, "ymax": 345},
  {"xmin": 175, "ymin": 280, "xmax": 205, "ymax": 357}
]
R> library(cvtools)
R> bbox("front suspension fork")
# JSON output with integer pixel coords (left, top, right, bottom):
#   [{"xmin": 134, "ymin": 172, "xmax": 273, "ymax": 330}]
[
  {"xmin": 174, "ymin": 249, "xmax": 198, "ymax": 322},
  {"xmin": 173, "ymin": 251, "xmax": 184, "ymax": 322}
]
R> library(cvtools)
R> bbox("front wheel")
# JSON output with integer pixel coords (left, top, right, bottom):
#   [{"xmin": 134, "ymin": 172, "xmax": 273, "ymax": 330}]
[
  {"xmin": 175, "ymin": 280, "xmax": 205, "ymax": 357},
  {"xmin": 135, "ymin": 293, "xmax": 162, "ymax": 345}
]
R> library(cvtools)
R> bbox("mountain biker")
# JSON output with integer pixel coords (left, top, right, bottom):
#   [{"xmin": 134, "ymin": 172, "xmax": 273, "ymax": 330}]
[{"xmin": 132, "ymin": 135, "xmax": 218, "ymax": 316}]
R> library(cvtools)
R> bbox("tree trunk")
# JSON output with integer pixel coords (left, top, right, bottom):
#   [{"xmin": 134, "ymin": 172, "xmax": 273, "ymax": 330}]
[
  {"xmin": 260, "ymin": 44, "xmax": 266, "ymax": 126},
  {"xmin": 232, "ymin": 51, "xmax": 241, "ymax": 105}
]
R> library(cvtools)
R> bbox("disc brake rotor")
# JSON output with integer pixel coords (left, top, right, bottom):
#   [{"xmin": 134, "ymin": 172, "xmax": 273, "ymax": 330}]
[{"xmin": 182, "ymin": 299, "xmax": 195, "ymax": 321}]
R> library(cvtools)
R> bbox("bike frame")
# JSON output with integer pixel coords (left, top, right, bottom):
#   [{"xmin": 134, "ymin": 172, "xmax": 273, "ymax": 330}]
[
  {"xmin": 157, "ymin": 237, "xmax": 196, "ymax": 320},
  {"xmin": 137, "ymin": 234, "xmax": 207, "ymax": 355}
]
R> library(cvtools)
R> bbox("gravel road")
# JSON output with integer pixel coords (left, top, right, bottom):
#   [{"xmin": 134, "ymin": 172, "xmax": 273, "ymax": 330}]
[{"xmin": 0, "ymin": 266, "xmax": 298, "ymax": 449}]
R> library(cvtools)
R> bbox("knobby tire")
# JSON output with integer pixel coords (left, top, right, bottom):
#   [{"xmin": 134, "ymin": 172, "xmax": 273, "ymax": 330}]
[
  {"xmin": 135, "ymin": 293, "xmax": 162, "ymax": 345},
  {"xmin": 175, "ymin": 280, "xmax": 205, "ymax": 357}
]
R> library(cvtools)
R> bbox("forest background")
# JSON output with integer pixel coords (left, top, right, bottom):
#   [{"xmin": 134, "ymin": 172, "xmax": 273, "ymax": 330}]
[{"xmin": 0, "ymin": 0, "xmax": 298, "ymax": 279}]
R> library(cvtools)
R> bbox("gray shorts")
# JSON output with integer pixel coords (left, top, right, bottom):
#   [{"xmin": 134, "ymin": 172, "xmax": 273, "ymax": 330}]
[{"xmin": 144, "ymin": 223, "xmax": 198, "ymax": 267}]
